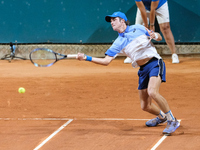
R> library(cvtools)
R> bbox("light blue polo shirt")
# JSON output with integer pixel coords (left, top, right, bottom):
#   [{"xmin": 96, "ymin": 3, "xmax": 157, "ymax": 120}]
[
  {"xmin": 105, "ymin": 24, "xmax": 150, "ymax": 57},
  {"xmin": 135, "ymin": 0, "xmax": 167, "ymax": 11}
]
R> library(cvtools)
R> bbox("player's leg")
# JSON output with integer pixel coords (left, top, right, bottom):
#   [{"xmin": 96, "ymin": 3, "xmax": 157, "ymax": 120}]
[
  {"xmin": 139, "ymin": 89, "xmax": 167, "ymax": 127},
  {"xmin": 139, "ymin": 88, "xmax": 160, "ymax": 115},
  {"xmin": 138, "ymin": 58, "xmax": 167, "ymax": 127},
  {"xmin": 156, "ymin": 2, "xmax": 179, "ymax": 63},
  {"xmin": 148, "ymin": 75, "xmax": 180, "ymax": 134},
  {"xmin": 148, "ymin": 76, "xmax": 170, "ymax": 113},
  {"xmin": 147, "ymin": 59, "xmax": 180, "ymax": 134}
]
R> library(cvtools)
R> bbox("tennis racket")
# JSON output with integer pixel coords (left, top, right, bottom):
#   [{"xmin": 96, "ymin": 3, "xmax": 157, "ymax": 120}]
[{"xmin": 29, "ymin": 48, "xmax": 77, "ymax": 67}]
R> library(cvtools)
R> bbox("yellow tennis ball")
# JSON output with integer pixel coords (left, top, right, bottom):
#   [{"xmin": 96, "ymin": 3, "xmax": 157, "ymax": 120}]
[{"xmin": 18, "ymin": 87, "xmax": 25, "ymax": 93}]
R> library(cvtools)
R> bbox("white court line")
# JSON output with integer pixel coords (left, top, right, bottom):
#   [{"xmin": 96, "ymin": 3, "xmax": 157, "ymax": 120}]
[
  {"xmin": 151, "ymin": 135, "xmax": 168, "ymax": 150},
  {"xmin": 0, "ymin": 118, "xmax": 182, "ymax": 150},
  {"xmin": 75, "ymin": 118, "xmax": 150, "ymax": 121},
  {"xmin": 0, "ymin": 118, "xmax": 150, "ymax": 121},
  {"xmin": 33, "ymin": 119, "xmax": 73, "ymax": 150},
  {"xmin": 151, "ymin": 119, "xmax": 182, "ymax": 150}
]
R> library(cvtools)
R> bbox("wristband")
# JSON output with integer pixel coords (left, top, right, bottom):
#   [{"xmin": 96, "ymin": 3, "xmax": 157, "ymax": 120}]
[
  {"xmin": 85, "ymin": 55, "xmax": 92, "ymax": 61},
  {"xmin": 153, "ymin": 33, "xmax": 158, "ymax": 40}
]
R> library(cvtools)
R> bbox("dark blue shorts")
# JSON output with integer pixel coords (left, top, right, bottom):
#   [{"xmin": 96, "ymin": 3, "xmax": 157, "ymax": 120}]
[{"xmin": 138, "ymin": 57, "xmax": 166, "ymax": 90}]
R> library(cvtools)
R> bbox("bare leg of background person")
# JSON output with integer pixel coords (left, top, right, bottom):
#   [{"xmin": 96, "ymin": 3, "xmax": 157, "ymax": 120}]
[{"xmin": 159, "ymin": 22, "xmax": 179, "ymax": 63}]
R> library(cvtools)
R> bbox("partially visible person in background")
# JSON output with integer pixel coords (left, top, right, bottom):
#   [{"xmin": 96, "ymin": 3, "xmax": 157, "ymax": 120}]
[{"xmin": 124, "ymin": 0, "xmax": 179, "ymax": 64}]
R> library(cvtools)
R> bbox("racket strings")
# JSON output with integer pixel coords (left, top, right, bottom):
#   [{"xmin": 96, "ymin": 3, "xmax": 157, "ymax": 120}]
[{"xmin": 30, "ymin": 50, "xmax": 56, "ymax": 66}]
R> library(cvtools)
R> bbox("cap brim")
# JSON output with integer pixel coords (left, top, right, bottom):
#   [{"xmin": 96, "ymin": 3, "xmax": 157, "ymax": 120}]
[{"xmin": 105, "ymin": 16, "xmax": 112, "ymax": 22}]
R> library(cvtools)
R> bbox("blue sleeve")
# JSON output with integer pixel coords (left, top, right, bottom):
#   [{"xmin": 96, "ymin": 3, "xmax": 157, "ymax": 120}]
[
  {"xmin": 135, "ymin": 0, "xmax": 142, "ymax": 2},
  {"xmin": 105, "ymin": 37, "xmax": 123, "ymax": 57},
  {"xmin": 134, "ymin": 24, "xmax": 150, "ymax": 37},
  {"xmin": 105, "ymin": 49, "xmax": 118, "ymax": 57}
]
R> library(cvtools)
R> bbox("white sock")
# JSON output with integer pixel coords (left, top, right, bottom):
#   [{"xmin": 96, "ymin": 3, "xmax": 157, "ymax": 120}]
[
  {"xmin": 165, "ymin": 110, "xmax": 175, "ymax": 121},
  {"xmin": 158, "ymin": 110, "xmax": 166, "ymax": 119}
]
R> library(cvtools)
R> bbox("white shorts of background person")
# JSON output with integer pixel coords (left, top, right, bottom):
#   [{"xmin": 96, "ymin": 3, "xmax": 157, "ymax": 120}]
[{"xmin": 124, "ymin": 2, "xmax": 179, "ymax": 64}]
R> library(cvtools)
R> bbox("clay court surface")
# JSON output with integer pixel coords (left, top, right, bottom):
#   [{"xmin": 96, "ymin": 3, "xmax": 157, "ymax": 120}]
[{"xmin": 0, "ymin": 57, "xmax": 200, "ymax": 150}]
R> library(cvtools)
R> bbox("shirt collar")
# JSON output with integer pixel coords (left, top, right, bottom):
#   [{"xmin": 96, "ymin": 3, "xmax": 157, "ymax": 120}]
[{"xmin": 118, "ymin": 25, "xmax": 130, "ymax": 37}]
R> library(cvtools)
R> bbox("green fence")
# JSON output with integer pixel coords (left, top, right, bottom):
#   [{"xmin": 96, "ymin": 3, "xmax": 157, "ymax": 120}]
[{"xmin": 0, "ymin": 0, "xmax": 199, "ymax": 43}]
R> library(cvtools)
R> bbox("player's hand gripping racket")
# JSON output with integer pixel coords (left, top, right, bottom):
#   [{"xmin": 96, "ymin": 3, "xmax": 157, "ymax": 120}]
[{"xmin": 29, "ymin": 48, "xmax": 77, "ymax": 67}]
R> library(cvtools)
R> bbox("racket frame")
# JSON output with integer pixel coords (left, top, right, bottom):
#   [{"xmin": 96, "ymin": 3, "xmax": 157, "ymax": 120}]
[{"xmin": 29, "ymin": 48, "xmax": 72, "ymax": 67}]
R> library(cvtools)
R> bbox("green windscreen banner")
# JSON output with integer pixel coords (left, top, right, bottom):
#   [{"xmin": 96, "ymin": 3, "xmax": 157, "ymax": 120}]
[{"xmin": 0, "ymin": 0, "xmax": 199, "ymax": 43}]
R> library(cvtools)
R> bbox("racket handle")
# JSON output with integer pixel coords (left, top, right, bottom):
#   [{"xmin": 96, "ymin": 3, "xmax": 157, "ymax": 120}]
[{"xmin": 67, "ymin": 54, "xmax": 77, "ymax": 58}]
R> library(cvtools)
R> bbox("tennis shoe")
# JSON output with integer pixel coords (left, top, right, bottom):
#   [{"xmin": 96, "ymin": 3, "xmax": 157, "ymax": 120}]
[
  {"xmin": 124, "ymin": 57, "xmax": 132, "ymax": 63},
  {"xmin": 163, "ymin": 118, "xmax": 180, "ymax": 135},
  {"xmin": 146, "ymin": 116, "xmax": 167, "ymax": 127},
  {"xmin": 172, "ymin": 53, "xmax": 179, "ymax": 63}
]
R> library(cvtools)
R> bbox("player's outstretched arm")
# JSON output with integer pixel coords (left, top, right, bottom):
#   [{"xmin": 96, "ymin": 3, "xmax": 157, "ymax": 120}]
[
  {"xmin": 76, "ymin": 53, "xmax": 114, "ymax": 66},
  {"xmin": 145, "ymin": 27, "xmax": 162, "ymax": 41}
]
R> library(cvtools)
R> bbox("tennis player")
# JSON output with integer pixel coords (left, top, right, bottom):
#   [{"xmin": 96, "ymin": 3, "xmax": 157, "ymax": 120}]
[{"xmin": 76, "ymin": 11, "xmax": 180, "ymax": 135}]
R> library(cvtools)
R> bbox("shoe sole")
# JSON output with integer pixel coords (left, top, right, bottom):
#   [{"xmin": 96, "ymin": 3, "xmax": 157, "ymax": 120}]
[
  {"xmin": 124, "ymin": 61, "xmax": 132, "ymax": 63},
  {"xmin": 146, "ymin": 120, "xmax": 167, "ymax": 127},
  {"xmin": 172, "ymin": 61, "xmax": 179, "ymax": 64}
]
